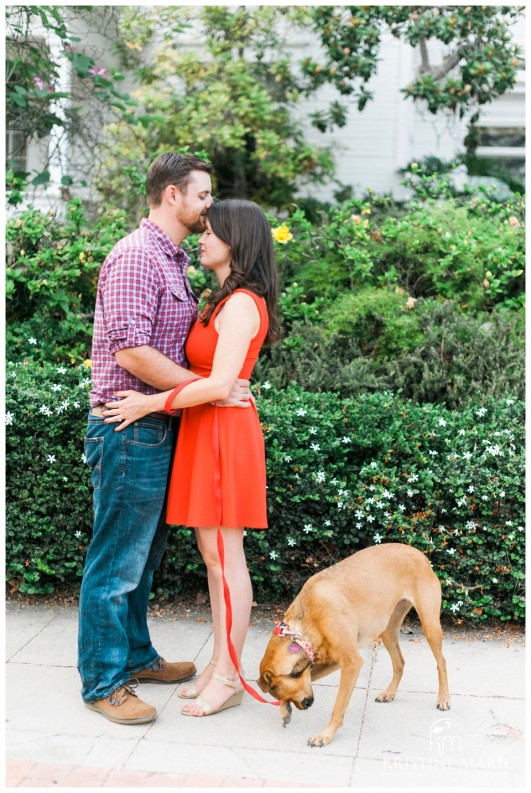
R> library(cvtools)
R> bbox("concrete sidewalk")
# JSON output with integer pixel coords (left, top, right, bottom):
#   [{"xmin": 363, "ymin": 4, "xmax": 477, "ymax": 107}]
[{"xmin": 5, "ymin": 601, "xmax": 526, "ymax": 789}]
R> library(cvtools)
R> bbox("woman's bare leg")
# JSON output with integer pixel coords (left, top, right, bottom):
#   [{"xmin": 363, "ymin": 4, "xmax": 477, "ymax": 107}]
[{"xmin": 181, "ymin": 526, "xmax": 252, "ymax": 715}]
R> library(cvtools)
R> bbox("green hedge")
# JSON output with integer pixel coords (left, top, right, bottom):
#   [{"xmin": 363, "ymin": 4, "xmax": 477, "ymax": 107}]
[{"xmin": 5, "ymin": 361, "xmax": 524, "ymax": 622}]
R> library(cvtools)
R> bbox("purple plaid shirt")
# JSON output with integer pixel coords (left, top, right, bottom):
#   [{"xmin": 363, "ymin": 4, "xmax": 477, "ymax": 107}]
[{"xmin": 89, "ymin": 218, "xmax": 198, "ymax": 407}]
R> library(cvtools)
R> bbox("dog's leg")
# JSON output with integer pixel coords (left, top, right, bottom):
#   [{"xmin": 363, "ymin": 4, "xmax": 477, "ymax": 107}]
[
  {"xmin": 415, "ymin": 587, "xmax": 451, "ymax": 711},
  {"xmin": 308, "ymin": 647, "xmax": 363, "ymax": 748},
  {"xmin": 375, "ymin": 599, "xmax": 412, "ymax": 703}
]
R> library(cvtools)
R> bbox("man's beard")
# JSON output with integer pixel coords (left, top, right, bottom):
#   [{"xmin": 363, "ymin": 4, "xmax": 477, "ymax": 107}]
[{"xmin": 183, "ymin": 214, "xmax": 207, "ymax": 234}]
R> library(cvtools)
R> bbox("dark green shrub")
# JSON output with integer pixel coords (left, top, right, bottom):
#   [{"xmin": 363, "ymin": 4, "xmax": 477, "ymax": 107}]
[
  {"xmin": 5, "ymin": 363, "xmax": 524, "ymax": 622},
  {"xmin": 6, "ymin": 199, "xmax": 129, "ymax": 362},
  {"xmin": 255, "ymin": 300, "xmax": 524, "ymax": 409}
]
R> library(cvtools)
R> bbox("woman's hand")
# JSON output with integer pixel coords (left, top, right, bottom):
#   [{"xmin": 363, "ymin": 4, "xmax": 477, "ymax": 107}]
[{"xmin": 103, "ymin": 390, "xmax": 156, "ymax": 431}]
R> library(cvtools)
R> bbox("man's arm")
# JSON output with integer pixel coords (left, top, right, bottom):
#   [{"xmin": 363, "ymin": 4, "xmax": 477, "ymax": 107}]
[
  {"xmin": 115, "ymin": 345, "xmax": 192, "ymax": 390},
  {"xmin": 115, "ymin": 345, "xmax": 251, "ymax": 405}
]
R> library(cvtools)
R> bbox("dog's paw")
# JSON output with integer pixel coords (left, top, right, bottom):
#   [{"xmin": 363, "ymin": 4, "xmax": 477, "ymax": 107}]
[
  {"xmin": 437, "ymin": 698, "xmax": 451, "ymax": 711},
  {"xmin": 280, "ymin": 701, "xmax": 292, "ymax": 727},
  {"xmin": 308, "ymin": 732, "xmax": 333, "ymax": 748},
  {"xmin": 375, "ymin": 690, "xmax": 395, "ymax": 703}
]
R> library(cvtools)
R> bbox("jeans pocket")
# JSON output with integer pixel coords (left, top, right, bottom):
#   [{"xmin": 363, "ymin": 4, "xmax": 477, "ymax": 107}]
[
  {"xmin": 128, "ymin": 421, "xmax": 167, "ymax": 448},
  {"xmin": 84, "ymin": 436, "xmax": 103, "ymax": 490}
]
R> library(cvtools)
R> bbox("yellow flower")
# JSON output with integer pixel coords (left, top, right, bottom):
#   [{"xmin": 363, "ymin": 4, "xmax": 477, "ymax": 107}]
[
  {"xmin": 272, "ymin": 225, "xmax": 293, "ymax": 244},
  {"xmin": 361, "ymin": 207, "xmax": 372, "ymax": 215},
  {"xmin": 79, "ymin": 252, "xmax": 85, "ymax": 262},
  {"xmin": 83, "ymin": 359, "xmax": 92, "ymax": 368}
]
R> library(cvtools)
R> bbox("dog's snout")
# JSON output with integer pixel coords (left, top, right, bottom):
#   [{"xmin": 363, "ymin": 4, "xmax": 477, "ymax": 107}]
[{"xmin": 301, "ymin": 696, "xmax": 314, "ymax": 709}]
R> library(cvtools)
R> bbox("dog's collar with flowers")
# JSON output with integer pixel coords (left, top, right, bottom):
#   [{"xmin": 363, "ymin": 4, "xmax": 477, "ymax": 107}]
[{"xmin": 273, "ymin": 621, "xmax": 316, "ymax": 666}]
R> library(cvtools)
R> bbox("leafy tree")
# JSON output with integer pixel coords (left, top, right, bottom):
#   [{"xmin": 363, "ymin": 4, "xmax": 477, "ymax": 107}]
[
  {"xmin": 303, "ymin": 4, "xmax": 524, "ymax": 148},
  {"xmin": 96, "ymin": 5, "xmax": 335, "ymax": 213},
  {"xmin": 5, "ymin": 5, "xmax": 136, "ymax": 187}
]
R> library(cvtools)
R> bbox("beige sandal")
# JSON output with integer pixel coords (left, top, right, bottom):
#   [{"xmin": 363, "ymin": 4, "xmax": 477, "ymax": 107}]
[
  {"xmin": 177, "ymin": 658, "xmax": 217, "ymax": 699},
  {"xmin": 181, "ymin": 673, "xmax": 243, "ymax": 717}
]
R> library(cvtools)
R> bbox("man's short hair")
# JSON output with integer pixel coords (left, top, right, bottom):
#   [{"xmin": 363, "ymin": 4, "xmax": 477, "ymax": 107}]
[{"xmin": 146, "ymin": 152, "xmax": 213, "ymax": 207}]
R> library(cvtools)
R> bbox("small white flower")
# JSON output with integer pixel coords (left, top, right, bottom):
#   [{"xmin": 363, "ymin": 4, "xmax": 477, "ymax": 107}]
[
  {"xmin": 369, "ymin": 485, "xmax": 376, "ymax": 491},
  {"xmin": 315, "ymin": 471, "xmax": 326, "ymax": 483},
  {"xmin": 467, "ymin": 486, "xmax": 474, "ymax": 493},
  {"xmin": 476, "ymin": 407, "xmax": 487, "ymax": 417},
  {"xmin": 261, "ymin": 381, "xmax": 272, "ymax": 390},
  {"xmin": 287, "ymin": 538, "xmax": 296, "ymax": 547},
  {"xmin": 458, "ymin": 429, "xmax": 466, "ymax": 436},
  {"xmin": 5, "ymin": 412, "xmax": 14, "ymax": 426},
  {"xmin": 398, "ymin": 504, "xmax": 406, "ymax": 512},
  {"xmin": 296, "ymin": 408, "xmax": 307, "ymax": 417},
  {"xmin": 382, "ymin": 490, "xmax": 392, "ymax": 499},
  {"xmin": 486, "ymin": 445, "xmax": 503, "ymax": 457},
  {"xmin": 492, "ymin": 577, "xmax": 498, "ymax": 584},
  {"xmin": 355, "ymin": 510, "xmax": 363, "ymax": 519},
  {"xmin": 505, "ymin": 521, "xmax": 513, "ymax": 527},
  {"xmin": 324, "ymin": 520, "xmax": 331, "ymax": 527},
  {"xmin": 407, "ymin": 489, "xmax": 414, "ymax": 497},
  {"xmin": 366, "ymin": 497, "xmax": 375, "ymax": 505},
  {"xmin": 309, "ymin": 427, "xmax": 318, "ymax": 435},
  {"xmin": 51, "ymin": 384, "xmax": 62, "ymax": 392},
  {"xmin": 453, "ymin": 528, "xmax": 459, "ymax": 536},
  {"xmin": 81, "ymin": 453, "xmax": 87, "ymax": 464},
  {"xmin": 450, "ymin": 601, "xmax": 462, "ymax": 613},
  {"xmin": 506, "ymin": 399, "xmax": 514, "ymax": 406},
  {"xmin": 428, "ymin": 450, "xmax": 438, "ymax": 456},
  {"xmin": 367, "ymin": 515, "xmax": 375, "ymax": 523},
  {"xmin": 310, "ymin": 443, "xmax": 320, "ymax": 451},
  {"xmin": 73, "ymin": 401, "xmax": 80, "ymax": 409},
  {"xmin": 373, "ymin": 533, "xmax": 382, "ymax": 544},
  {"xmin": 29, "ymin": 337, "xmax": 37, "ymax": 345},
  {"xmin": 341, "ymin": 436, "xmax": 352, "ymax": 444},
  {"xmin": 457, "ymin": 497, "xmax": 467, "ymax": 507},
  {"xmin": 384, "ymin": 511, "xmax": 391, "ymax": 519},
  {"xmin": 356, "ymin": 522, "xmax": 362, "ymax": 529},
  {"xmin": 47, "ymin": 454, "xmax": 56, "ymax": 464},
  {"xmin": 438, "ymin": 418, "xmax": 446, "ymax": 426},
  {"xmin": 303, "ymin": 524, "xmax": 313, "ymax": 534},
  {"xmin": 499, "ymin": 491, "xmax": 505, "ymax": 498},
  {"xmin": 370, "ymin": 462, "xmax": 377, "ymax": 469},
  {"xmin": 284, "ymin": 455, "xmax": 292, "ymax": 462},
  {"xmin": 466, "ymin": 521, "xmax": 475, "ymax": 529},
  {"xmin": 330, "ymin": 478, "xmax": 338, "ymax": 486},
  {"xmin": 75, "ymin": 531, "xmax": 82, "ymax": 539},
  {"xmin": 481, "ymin": 495, "xmax": 488, "ymax": 501},
  {"xmin": 337, "ymin": 502, "xmax": 343, "ymax": 509},
  {"xmin": 269, "ymin": 551, "xmax": 278, "ymax": 560},
  {"xmin": 462, "ymin": 451, "xmax": 472, "ymax": 460},
  {"xmin": 447, "ymin": 548, "xmax": 456, "ymax": 555},
  {"xmin": 57, "ymin": 366, "xmax": 67, "ymax": 374},
  {"xmin": 63, "ymin": 477, "xmax": 68, "ymax": 482},
  {"xmin": 407, "ymin": 474, "xmax": 418, "ymax": 483}
]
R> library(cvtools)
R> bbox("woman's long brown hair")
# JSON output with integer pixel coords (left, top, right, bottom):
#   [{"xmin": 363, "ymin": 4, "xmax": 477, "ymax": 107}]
[{"xmin": 200, "ymin": 199, "xmax": 281, "ymax": 345}]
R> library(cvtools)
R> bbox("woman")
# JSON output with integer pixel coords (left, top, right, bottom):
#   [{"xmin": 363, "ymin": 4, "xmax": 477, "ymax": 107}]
[{"xmin": 103, "ymin": 199, "xmax": 280, "ymax": 717}]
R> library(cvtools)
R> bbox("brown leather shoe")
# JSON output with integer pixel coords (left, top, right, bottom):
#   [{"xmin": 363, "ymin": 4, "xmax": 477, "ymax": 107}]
[
  {"xmin": 85, "ymin": 682, "xmax": 157, "ymax": 725},
  {"xmin": 131, "ymin": 657, "xmax": 197, "ymax": 685}
]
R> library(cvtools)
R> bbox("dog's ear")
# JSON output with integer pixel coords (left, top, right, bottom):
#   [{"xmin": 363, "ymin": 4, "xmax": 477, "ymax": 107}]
[{"xmin": 257, "ymin": 671, "xmax": 272, "ymax": 692}]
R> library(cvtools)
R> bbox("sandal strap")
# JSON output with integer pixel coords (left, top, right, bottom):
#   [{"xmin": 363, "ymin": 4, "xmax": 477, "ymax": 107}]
[{"xmin": 212, "ymin": 672, "xmax": 240, "ymax": 689}]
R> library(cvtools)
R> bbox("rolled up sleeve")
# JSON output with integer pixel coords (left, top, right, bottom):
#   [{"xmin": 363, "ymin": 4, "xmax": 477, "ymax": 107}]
[{"xmin": 102, "ymin": 247, "xmax": 160, "ymax": 355}]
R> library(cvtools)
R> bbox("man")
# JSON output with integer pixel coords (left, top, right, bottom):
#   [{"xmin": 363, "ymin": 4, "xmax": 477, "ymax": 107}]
[{"xmin": 79, "ymin": 152, "xmax": 250, "ymax": 724}]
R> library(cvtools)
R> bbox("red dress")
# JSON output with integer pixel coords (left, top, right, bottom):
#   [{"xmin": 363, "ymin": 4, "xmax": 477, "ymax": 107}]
[{"xmin": 166, "ymin": 289, "xmax": 269, "ymax": 529}]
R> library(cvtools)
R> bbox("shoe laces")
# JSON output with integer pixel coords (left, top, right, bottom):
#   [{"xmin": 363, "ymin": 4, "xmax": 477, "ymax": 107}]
[{"xmin": 109, "ymin": 680, "xmax": 139, "ymax": 707}]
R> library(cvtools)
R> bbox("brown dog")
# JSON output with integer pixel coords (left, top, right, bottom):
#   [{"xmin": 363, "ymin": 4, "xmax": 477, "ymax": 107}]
[{"xmin": 257, "ymin": 543, "xmax": 450, "ymax": 747}]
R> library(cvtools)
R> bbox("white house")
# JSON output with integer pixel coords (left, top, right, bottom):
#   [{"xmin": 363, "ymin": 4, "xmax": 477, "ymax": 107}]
[{"xmin": 6, "ymin": 8, "xmax": 525, "ymax": 214}]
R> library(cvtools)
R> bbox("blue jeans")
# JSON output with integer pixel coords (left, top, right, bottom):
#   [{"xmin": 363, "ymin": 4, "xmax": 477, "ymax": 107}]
[{"xmin": 78, "ymin": 411, "xmax": 178, "ymax": 702}]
